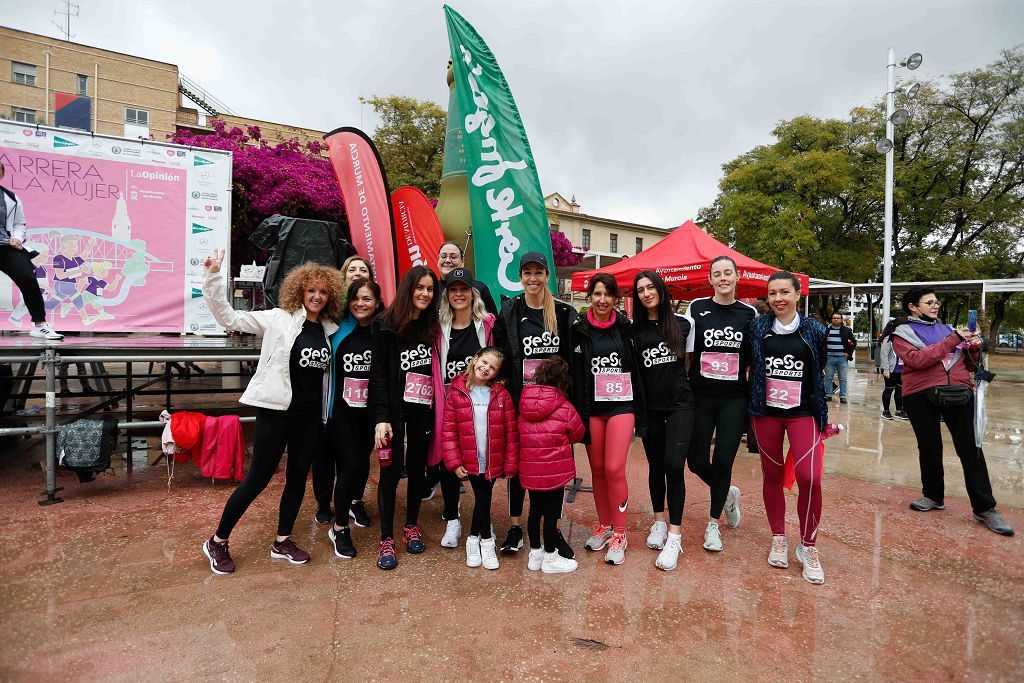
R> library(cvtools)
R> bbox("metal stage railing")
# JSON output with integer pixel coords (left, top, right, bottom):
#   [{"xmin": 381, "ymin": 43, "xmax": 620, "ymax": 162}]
[{"xmin": 0, "ymin": 348, "xmax": 260, "ymax": 505}]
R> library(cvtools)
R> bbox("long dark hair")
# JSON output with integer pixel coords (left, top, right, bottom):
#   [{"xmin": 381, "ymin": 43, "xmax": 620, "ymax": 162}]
[
  {"xmin": 631, "ymin": 270, "xmax": 684, "ymax": 358},
  {"xmin": 379, "ymin": 266, "xmax": 439, "ymax": 343}
]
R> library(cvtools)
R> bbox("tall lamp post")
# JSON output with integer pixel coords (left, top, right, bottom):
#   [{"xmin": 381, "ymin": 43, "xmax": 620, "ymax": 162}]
[{"xmin": 876, "ymin": 48, "xmax": 922, "ymax": 325}]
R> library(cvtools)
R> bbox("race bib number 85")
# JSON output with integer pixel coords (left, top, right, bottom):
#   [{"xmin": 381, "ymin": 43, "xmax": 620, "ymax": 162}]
[{"xmin": 594, "ymin": 373, "xmax": 634, "ymax": 402}]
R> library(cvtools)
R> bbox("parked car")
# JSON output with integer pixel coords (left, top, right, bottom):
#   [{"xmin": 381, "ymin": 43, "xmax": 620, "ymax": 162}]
[{"xmin": 998, "ymin": 333, "xmax": 1023, "ymax": 349}]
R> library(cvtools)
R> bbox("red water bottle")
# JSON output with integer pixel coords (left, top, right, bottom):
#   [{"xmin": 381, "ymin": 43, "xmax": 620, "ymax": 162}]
[
  {"xmin": 378, "ymin": 435, "xmax": 392, "ymax": 466},
  {"xmin": 822, "ymin": 423, "xmax": 844, "ymax": 439}
]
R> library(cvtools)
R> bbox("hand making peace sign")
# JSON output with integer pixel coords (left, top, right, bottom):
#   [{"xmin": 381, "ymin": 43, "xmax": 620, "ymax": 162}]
[{"xmin": 204, "ymin": 248, "xmax": 225, "ymax": 274}]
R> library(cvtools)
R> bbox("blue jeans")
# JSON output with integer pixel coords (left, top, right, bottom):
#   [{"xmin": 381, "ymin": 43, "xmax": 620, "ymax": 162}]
[{"xmin": 825, "ymin": 355, "xmax": 849, "ymax": 398}]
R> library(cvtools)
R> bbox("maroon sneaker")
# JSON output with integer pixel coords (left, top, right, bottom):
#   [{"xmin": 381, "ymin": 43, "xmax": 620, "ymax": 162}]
[
  {"xmin": 270, "ymin": 537, "xmax": 311, "ymax": 564},
  {"xmin": 203, "ymin": 537, "xmax": 236, "ymax": 575}
]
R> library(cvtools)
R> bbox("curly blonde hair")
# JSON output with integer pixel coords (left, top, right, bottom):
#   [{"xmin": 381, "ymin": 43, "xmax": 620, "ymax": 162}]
[{"xmin": 278, "ymin": 262, "xmax": 345, "ymax": 320}]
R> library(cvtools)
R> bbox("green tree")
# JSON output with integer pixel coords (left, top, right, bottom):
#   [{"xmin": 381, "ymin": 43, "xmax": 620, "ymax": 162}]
[
  {"xmin": 362, "ymin": 95, "xmax": 446, "ymax": 197},
  {"xmin": 700, "ymin": 47, "xmax": 1024, "ymax": 338}
]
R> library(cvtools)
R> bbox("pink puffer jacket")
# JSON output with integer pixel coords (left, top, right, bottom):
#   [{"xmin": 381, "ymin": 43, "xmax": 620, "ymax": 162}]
[
  {"xmin": 440, "ymin": 375, "xmax": 519, "ymax": 480},
  {"xmin": 517, "ymin": 384, "xmax": 585, "ymax": 492}
]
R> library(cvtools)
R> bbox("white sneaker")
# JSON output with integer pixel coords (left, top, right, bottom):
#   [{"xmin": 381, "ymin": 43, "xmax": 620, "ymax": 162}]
[
  {"xmin": 655, "ymin": 532, "xmax": 681, "ymax": 571},
  {"xmin": 480, "ymin": 536, "xmax": 499, "ymax": 570},
  {"xmin": 768, "ymin": 535, "xmax": 789, "ymax": 568},
  {"xmin": 527, "ymin": 548, "xmax": 544, "ymax": 571},
  {"xmin": 703, "ymin": 521, "xmax": 723, "ymax": 552},
  {"xmin": 440, "ymin": 518, "xmax": 462, "ymax": 548},
  {"xmin": 724, "ymin": 486, "xmax": 741, "ymax": 528},
  {"xmin": 541, "ymin": 550, "xmax": 578, "ymax": 574},
  {"xmin": 29, "ymin": 324, "xmax": 63, "ymax": 340},
  {"xmin": 465, "ymin": 535, "xmax": 481, "ymax": 568},
  {"xmin": 796, "ymin": 544, "xmax": 825, "ymax": 585},
  {"xmin": 646, "ymin": 520, "xmax": 668, "ymax": 549}
]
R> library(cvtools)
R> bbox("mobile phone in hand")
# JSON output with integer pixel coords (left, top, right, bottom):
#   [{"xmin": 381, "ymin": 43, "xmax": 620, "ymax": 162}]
[{"xmin": 968, "ymin": 309, "xmax": 978, "ymax": 334}]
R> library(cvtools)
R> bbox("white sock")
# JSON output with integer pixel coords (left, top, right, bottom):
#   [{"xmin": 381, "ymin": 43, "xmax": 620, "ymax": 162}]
[{"xmin": 667, "ymin": 532, "xmax": 681, "ymax": 541}]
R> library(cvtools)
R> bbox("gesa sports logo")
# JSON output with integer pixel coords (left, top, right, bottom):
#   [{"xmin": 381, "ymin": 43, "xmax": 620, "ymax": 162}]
[
  {"xmin": 642, "ymin": 342, "xmax": 676, "ymax": 367},
  {"xmin": 299, "ymin": 347, "xmax": 329, "ymax": 370},
  {"xmin": 591, "ymin": 352, "xmax": 622, "ymax": 374},
  {"xmin": 765, "ymin": 354, "xmax": 804, "ymax": 377},
  {"xmin": 342, "ymin": 350, "xmax": 371, "ymax": 373},
  {"xmin": 704, "ymin": 326, "xmax": 742, "ymax": 348},
  {"xmin": 446, "ymin": 355, "xmax": 473, "ymax": 380},
  {"xmin": 523, "ymin": 331, "xmax": 558, "ymax": 356},
  {"xmin": 400, "ymin": 344, "xmax": 431, "ymax": 370}
]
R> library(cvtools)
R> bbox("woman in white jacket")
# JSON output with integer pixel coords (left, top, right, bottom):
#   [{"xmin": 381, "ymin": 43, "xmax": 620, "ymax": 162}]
[{"xmin": 200, "ymin": 249, "xmax": 343, "ymax": 575}]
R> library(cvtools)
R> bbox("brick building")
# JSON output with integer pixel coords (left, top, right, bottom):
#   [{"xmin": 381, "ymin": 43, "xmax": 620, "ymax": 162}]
[{"xmin": 0, "ymin": 25, "xmax": 325, "ymax": 147}]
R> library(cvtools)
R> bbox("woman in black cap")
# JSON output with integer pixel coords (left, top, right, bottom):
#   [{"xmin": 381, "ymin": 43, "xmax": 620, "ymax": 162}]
[{"xmin": 493, "ymin": 251, "xmax": 577, "ymax": 556}]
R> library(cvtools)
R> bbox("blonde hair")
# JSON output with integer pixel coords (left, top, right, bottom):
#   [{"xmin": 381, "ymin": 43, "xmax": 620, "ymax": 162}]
[
  {"xmin": 539, "ymin": 287, "xmax": 557, "ymax": 334},
  {"xmin": 464, "ymin": 347, "xmax": 505, "ymax": 389},
  {"xmin": 278, "ymin": 262, "xmax": 345, "ymax": 320},
  {"xmin": 440, "ymin": 286, "xmax": 488, "ymax": 327}
]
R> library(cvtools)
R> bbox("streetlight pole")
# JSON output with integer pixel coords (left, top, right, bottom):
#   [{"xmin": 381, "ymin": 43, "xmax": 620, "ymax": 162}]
[{"xmin": 882, "ymin": 47, "xmax": 896, "ymax": 326}]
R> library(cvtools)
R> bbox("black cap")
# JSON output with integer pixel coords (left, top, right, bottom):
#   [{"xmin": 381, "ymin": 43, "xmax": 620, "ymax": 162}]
[
  {"xmin": 519, "ymin": 251, "xmax": 548, "ymax": 272},
  {"xmin": 445, "ymin": 267, "xmax": 474, "ymax": 287}
]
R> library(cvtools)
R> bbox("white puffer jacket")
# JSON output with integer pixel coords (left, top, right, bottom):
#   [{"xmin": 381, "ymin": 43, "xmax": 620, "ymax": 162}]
[{"xmin": 203, "ymin": 270, "xmax": 339, "ymax": 413}]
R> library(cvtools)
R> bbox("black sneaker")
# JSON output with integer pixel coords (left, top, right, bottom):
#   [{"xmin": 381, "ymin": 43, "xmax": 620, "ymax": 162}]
[
  {"xmin": 882, "ymin": 411, "xmax": 895, "ymax": 420},
  {"xmin": 421, "ymin": 479, "xmax": 439, "ymax": 501},
  {"xmin": 315, "ymin": 509, "xmax": 334, "ymax": 525},
  {"xmin": 349, "ymin": 501, "xmax": 372, "ymax": 528},
  {"xmin": 403, "ymin": 525, "xmax": 426, "ymax": 554},
  {"xmin": 202, "ymin": 537, "xmax": 236, "ymax": 575},
  {"xmin": 377, "ymin": 538, "xmax": 398, "ymax": 570},
  {"xmin": 825, "ymin": 395, "xmax": 833, "ymax": 402},
  {"xmin": 556, "ymin": 530, "xmax": 575, "ymax": 560},
  {"xmin": 895, "ymin": 410, "xmax": 909, "ymax": 421},
  {"xmin": 840, "ymin": 397, "xmax": 848, "ymax": 404},
  {"xmin": 500, "ymin": 525, "xmax": 524, "ymax": 554},
  {"xmin": 329, "ymin": 526, "xmax": 357, "ymax": 558}
]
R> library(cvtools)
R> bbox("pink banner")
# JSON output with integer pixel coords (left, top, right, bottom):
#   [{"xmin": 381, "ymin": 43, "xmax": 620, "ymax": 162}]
[
  {"xmin": 324, "ymin": 127, "xmax": 398, "ymax": 302},
  {"xmin": 0, "ymin": 146, "xmax": 186, "ymax": 332}
]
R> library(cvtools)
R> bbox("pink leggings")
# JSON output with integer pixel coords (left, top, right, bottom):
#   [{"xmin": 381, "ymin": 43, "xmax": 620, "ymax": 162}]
[
  {"xmin": 751, "ymin": 415, "xmax": 823, "ymax": 546},
  {"xmin": 586, "ymin": 413, "xmax": 635, "ymax": 534}
]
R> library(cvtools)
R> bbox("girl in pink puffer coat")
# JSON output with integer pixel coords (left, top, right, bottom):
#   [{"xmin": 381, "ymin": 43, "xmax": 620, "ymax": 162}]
[
  {"xmin": 441, "ymin": 347, "xmax": 518, "ymax": 570},
  {"xmin": 518, "ymin": 357, "xmax": 585, "ymax": 574}
]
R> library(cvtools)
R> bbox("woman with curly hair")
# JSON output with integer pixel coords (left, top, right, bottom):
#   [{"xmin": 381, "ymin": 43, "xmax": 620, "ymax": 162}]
[{"xmin": 200, "ymin": 250, "xmax": 344, "ymax": 575}]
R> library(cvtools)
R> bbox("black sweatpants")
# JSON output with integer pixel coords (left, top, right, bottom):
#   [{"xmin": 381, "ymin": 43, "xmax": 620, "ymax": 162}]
[
  {"xmin": 467, "ymin": 474, "xmax": 495, "ymax": 538},
  {"xmin": 377, "ymin": 406, "xmax": 431, "ymax": 540},
  {"xmin": 528, "ymin": 488, "xmax": 564, "ymax": 552},
  {"xmin": 903, "ymin": 392, "xmax": 997, "ymax": 514},
  {"xmin": 215, "ymin": 408, "xmax": 322, "ymax": 539},
  {"xmin": 688, "ymin": 394, "xmax": 747, "ymax": 519},
  {"xmin": 642, "ymin": 407, "xmax": 695, "ymax": 526},
  {"xmin": 883, "ymin": 372, "xmax": 904, "ymax": 413},
  {"xmin": 0, "ymin": 246, "xmax": 46, "ymax": 323}
]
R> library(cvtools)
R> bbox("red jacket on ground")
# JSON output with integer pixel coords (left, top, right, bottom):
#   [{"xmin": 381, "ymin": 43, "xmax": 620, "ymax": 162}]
[
  {"xmin": 441, "ymin": 375, "xmax": 519, "ymax": 480},
  {"xmin": 517, "ymin": 384, "xmax": 585, "ymax": 492}
]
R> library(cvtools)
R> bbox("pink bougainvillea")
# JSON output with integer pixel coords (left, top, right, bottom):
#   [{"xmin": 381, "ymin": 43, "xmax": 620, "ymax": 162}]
[
  {"xmin": 168, "ymin": 119, "xmax": 345, "ymax": 271},
  {"xmin": 550, "ymin": 229, "xmax": 584, "ymax": 267}
]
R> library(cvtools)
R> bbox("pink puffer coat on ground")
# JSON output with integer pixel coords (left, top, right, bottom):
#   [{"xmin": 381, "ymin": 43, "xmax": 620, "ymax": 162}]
[
  {"xmin": 440, "ymin": 375, "xmax": 519, "ymax": 480},
  {"xmin": 517, "ymin": 384, "xmax": 585, "ymax": 492}
]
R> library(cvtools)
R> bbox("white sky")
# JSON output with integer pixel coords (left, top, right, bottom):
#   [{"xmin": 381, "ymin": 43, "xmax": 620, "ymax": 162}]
[{"xmin": 7, "ymin": 0, "xmax": 1022, "ymax": 228}]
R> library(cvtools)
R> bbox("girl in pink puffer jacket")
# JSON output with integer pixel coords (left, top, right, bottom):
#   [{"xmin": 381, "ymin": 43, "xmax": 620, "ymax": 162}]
[
  {"xmin": 518, "ymin": 357, "xmax": 585, "ymax": 574},
  {"xmin": 441, "ymin": 347, "xmax": 518, "ymax": 570}
]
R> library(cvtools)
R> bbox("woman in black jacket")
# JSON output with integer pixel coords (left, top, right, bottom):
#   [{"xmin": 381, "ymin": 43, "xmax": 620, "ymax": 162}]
[
  {"xmin": 572, "ymin": 273, "xmax": 646, "ymax": 566},
  {"xmin": 631, "ymin": 271, "xmax": 693, "ymax": 571},
  {"xmin": 370, "ymin": 265, "xmax": 440, "ymax": 570},
  {"xmin": 492, "ymin": 251, "xmax": 576, "ymax": 555}
]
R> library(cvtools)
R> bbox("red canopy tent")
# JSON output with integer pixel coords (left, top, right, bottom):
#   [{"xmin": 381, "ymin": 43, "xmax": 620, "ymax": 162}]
[{"xmin": 570, "ymin": 220, "xmax": 809, "ymax": 299}]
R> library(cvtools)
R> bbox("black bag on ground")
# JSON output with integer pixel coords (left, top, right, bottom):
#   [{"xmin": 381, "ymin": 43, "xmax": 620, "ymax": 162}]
[{"xmin": 250, "ymin": 215, "xmax": 356, "ymax": 308}]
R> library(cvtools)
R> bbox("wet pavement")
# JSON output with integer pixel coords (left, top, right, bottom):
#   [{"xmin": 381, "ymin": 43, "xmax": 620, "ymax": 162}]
[{"xmin": 0, "ymin": 366, "xmax": 1021, "ymax": 681}]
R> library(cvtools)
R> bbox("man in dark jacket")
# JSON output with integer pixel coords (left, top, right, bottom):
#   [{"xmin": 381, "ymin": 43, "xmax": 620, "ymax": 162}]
[
  {"xmin": 824, "ymin": 312, "xmax": 856, "ymax": 404},
  {"xmin": 437, "ymin": 241, "xmax": 497, "ymax": 315}
]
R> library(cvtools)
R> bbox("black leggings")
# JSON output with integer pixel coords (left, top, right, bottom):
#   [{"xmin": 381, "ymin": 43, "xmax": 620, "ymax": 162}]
[
  {"xmin": 507, "ymin": 475, "xmax": 526, "ymax": 518},
  {"xmin": 883, "ymin": 373, "xmax": 904, "ymax": 413},
  {"xmin": 688, "ymin": 394, "xmax": 746, "ymax": 519},
  {"xmin": 0, "ymin": 246, "xmax": 46, "ymax": 323},
  {"xmin": 377, "ymin": 407, "xmax": 432, "ymax": 540},
  {"xmin": 467, "ymin": 474, "xmax": 495, "ymax": 538},
  {"xmin": 215, "ymin": 408, "xmax": 321, "ymax": 539},
  {"xmin": 642, "ymin": 407, "xmax": 695, "ymax": 526},
  {"xmin": 527, "ymin": 489, "xmax": 564, "ymax": 552},
  {"xmin": 903, "ymin": 392, "xmax": 996, "ymax": 514},
  {"xmin": 329, "ymin": 406, "xmax": 374, "ymax": 523}
]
